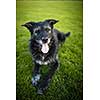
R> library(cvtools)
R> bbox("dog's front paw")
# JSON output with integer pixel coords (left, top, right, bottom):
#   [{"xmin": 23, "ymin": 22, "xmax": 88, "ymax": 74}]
[{"xmin": 32, "ymin": 74, "xmax": 41, "ymax": 86}]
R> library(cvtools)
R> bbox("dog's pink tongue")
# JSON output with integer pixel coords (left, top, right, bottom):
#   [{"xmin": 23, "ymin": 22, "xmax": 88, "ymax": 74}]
[{"xmin": 41, "ymin": 44, "xmax": 49, "ymax": 54}]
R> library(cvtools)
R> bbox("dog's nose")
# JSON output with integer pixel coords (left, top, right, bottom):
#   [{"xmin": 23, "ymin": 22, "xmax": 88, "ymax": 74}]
[{"xmin": 42, "ymin": 38, "xmax": 48, "ymax": 43}]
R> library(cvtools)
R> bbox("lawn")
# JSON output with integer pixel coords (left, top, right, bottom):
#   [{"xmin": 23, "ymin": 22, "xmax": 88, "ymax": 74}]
[{"xmin": 16, "ymin": 0, "xmax": 83, "ymax": 100}]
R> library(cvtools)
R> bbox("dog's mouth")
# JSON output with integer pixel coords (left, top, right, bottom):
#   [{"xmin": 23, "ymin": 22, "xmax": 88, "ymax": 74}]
[
  {"xmin": 41, "ymin": 43, "xmax": 49, "ymax": 54},
  {"xmin": 37, "ymin": 38, "xmax": 51, "ymax": 54},
  {"xmin": 41, "ymin": 38, "xmax": 51, "ymax": 54}
]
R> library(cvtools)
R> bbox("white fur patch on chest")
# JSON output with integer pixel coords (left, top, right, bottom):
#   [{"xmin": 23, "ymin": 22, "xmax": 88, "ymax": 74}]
[{"xmin": 36, "ymin": 60, "xmax": 50, "ymax": 65}]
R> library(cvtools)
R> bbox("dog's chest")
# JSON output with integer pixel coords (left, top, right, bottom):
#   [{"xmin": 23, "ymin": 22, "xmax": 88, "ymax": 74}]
[{"xmin": 35, "ymin": 55, "xmax": 51, "ymax": 65}]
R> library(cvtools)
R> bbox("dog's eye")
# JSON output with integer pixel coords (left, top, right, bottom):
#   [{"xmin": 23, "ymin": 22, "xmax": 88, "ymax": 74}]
[
  {"xmin": 34, "ymin": 32, "xmax": 37, "ymax": 36},
  {"xmin": 35, "ymin": 30, "xmax": 40, "ymax": 33},
  {"xmin": 45, "ymin": 28, "xmax": 51, "ymax": 32},
  {"xmin": 34, "ymin": 30, "xmax": 40, "ymax": 36}
]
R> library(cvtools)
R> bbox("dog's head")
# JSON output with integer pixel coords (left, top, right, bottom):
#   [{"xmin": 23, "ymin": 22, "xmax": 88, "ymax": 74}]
[{"xmin": 22, "ymin": 19, "xmax": 58, "ymax": 54}]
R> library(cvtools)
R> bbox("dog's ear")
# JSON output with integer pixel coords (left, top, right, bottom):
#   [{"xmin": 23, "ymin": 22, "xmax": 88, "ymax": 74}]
[
  {"xmin": 21, "ymin": 22, "xmax": 35, "ymax": 27},
  {"xmin": 45, "ymin": 19, "xmax": 59, "ymax": 26},
  {"xmin": 21, "ymin": 22, "xmax": 35, "ymax": 33}
]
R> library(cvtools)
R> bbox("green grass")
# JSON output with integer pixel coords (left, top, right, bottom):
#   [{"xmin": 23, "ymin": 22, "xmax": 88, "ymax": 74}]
[{"xmin": 16, "ymin": 1, "xmax": 83, "ymax": 100}]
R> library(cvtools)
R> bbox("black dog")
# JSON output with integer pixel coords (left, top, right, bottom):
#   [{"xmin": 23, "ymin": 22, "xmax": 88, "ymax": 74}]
[{"xmin": 22, "ymin": 19, "xmax": 70, "ymax": 94}]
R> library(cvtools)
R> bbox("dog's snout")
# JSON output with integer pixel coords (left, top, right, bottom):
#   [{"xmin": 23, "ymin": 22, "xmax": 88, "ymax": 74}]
[{"xmin": 42, "ymin": 38, "xmax": 48, "ymax": 43}]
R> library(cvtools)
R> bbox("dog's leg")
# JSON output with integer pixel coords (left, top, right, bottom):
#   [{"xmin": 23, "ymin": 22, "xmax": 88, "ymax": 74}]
[
  {"xmin": 32, "ymin": 62, "xmax": 41, "ymax": 86},
  {"xmin": 37, "ymin": 59, "xmax": 59, "ymax": 94}
]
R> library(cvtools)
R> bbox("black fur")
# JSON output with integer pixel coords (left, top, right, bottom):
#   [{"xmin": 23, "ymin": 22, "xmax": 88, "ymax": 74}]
[{"xmin": 22, "ymin": 19, "xmax": 70, "ymax": 94}]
